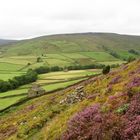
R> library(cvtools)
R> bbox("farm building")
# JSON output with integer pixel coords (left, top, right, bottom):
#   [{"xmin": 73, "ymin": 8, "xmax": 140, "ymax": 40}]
[{"xmin": 28, "ymin": 84, "xmax": 46, "ymax": 97}]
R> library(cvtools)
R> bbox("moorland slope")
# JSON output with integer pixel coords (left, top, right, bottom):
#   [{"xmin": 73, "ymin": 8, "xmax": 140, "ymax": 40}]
[{"xmin": 0, "ymin": 59, "xmax": 140, "ymax": 140}]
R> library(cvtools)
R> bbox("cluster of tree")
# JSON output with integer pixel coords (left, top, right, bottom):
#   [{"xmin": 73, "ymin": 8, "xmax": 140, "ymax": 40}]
[
  {"xmin": 109, "ymin": 51, "xmax": 120, "ymax": 59},
  {"xmin": 34, "ymin": 63, "xmax": 119, "ymax": 75},
  {"xmin": 128, "ymin": 49, "xmax": 139, "ymax": 55},
  {"xmin": 35, "ymin": 66, "xmax": 50, "ymax": 74},
  {"xmin": 0, "ymin": 70, "xmax": 37, "ymax": 92},
  {"xmin": 66, "ymin": 64, "xmax": 106, "ymax": 70},
  {"xmin": 67, "ymin": 63, "xmax": 119, "ymax": 70},
  {"xmin": 102, "ymin": 46, "xmax": 140, "ymax": 62},
  {"xmin": 102, "ymin": 45, "xmax": 122, "ymax": 59},
  {"xmin": 34, "ymin": 66, "xmax": 63, "ymax": 74},
  {"xmin": 126, "ymin": 56, "xmax": 136, "ymax": 63}
]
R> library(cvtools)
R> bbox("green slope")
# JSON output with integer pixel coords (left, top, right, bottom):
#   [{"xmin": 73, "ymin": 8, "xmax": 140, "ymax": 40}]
[
  {"xmin": 0, "ymin": 33, "xmax": 139, "ymax": 69},
  {"xmin": 1, "ymin": 33, "xmax": 140, "ymax": 55}
]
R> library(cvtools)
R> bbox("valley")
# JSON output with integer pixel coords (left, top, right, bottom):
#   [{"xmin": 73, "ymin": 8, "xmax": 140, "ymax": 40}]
[
  {"xmin": 0, "ymin": 33, "xmax": 140, "ymax": 140},
  {"xmin": 0, "ymin": 69, "xmax": 100, "ymax": 111}
]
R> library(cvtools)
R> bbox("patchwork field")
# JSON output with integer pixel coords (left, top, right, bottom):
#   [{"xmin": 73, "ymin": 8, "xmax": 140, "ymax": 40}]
[
  {"xmin": 0, "ymin": 69, "xmax": 100, "ymax": 110},
  {"xmin": 0, "ymin": 52, "xmax": 126, "ymax": 72}
]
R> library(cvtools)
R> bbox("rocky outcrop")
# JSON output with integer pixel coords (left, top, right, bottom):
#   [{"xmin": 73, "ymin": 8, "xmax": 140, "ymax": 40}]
[{"xmin": 60, "ymin": 86, "xmax": 86, "ymax": 104}]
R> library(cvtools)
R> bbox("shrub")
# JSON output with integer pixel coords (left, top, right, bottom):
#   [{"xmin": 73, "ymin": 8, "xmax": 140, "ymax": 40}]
[
  {"xmin": 127, "ymin": 77, "xmax": 140, "ymax": 89},
  {"xmin": 127, "ymin": 56, "xmax": 136, "ymax": 63},
  {"xmin": 50, "ymin": 66, "xmax": 63, "ymax": 72},
  {"xmin": 62, "ymin": 104, "xmax": 122, "ymax": 140},
  {"xmin": 116, "ymin": 104, "xmax": 129, "ymax": 114},
  {"xmin": 128, "ymin": 49, "xmax": 139, "ymax": 55},
  {"xmin": 0, "ymin": 70, "xmax": 37, "ymax": 93},
  {"xmin": 62, "ymin": 104, "xmax": 103, "ymax": 140},
  {"xmin": 119, "ymin": 93, "xmax": 140, "ymax": 139},
  {"xmin": 36, "ymin": 57, "xmax": 42, "ymax": 62},
  {"xmin": 109, "ymin": 75, "xmax": 121, "ymax": 85},
  {"xmin": 102, "ymin": 65, "xmax": 110, "ymax": 75},
  {"xmin": 35, "ymin": 66, "xmax": 50, "ymax": 74}
]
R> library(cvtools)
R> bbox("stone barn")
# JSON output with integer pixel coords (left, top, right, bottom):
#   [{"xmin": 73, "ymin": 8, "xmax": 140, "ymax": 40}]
[{"xmin": 28, "ymin": 84, "xmax": 46, "ymax": 97}]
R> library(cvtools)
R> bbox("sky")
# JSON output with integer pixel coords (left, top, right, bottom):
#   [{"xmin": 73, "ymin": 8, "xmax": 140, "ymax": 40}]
[{"xmin": 0, "ymin": 0, "xmax": 140, "ymax": 39}]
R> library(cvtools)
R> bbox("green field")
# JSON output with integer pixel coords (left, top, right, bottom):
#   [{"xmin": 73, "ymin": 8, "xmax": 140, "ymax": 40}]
[
  {"xmin": 0, "ymin": 69, "xmax": 100, "ymax": 110},
  {"xmin": 0, "ymin": 52, "xmax": 126, "ymax": 72}
]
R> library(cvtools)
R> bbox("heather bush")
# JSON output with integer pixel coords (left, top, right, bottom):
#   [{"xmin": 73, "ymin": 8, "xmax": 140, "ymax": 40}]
[
  {"xmin": 62, "ymin": 104, "xmax": 121, "ymax": 140},
  {"xmin": 127, "ymin": 76, "xmax": 140, "ymax": 89},
  {"xmin": 107, "ymin": 93, "xmax": 128, "ymax": 110},
  {"xmin": 121, "ymin": 64, "xmax": 128, "ymax": 70},
  {"xmin": 109, "ymin": 75, "xmax": 121, "ymax": 85},
  {"xmin": 107, "ymin": 85, "xmax": 113, "ymax": 93},
  {"xmin": 62, "ymin": 104, "xmax": 104, "ymax": 140},
  {"xmin": 119, "ymin": 93, "xmax": 140, "ymax": 140}
]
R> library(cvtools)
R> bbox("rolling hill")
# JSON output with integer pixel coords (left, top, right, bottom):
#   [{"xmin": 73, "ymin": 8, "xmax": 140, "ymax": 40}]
[
  {"xmin": 0, "ymin": 59, "xmax": 139, "ymax": 140},
  {"xmin": 1, "ymin": 33, "xmax": 140, "ymax": 55},
  {"xmin": 0, "ymin": 33, "xmax": 139, "ymax": 71}
]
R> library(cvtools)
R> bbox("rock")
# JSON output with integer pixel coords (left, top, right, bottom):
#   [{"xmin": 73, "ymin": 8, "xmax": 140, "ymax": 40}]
[
  {"xmin": 20, "ymin": 120, "xmax": 27, "ymax": 125},
  {"xmin": 60, "ymin": 86, "xmax": 86, "ymax": 104},
  {"xmin": 33, "ymin": 116, "xmax": 37, "ymax": 120}
]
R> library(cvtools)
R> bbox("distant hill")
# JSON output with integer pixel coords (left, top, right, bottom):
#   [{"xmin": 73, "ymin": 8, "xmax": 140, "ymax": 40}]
[
  {"xmin": 2, "ymin": 33, "xmax": 140, "ymax": 55},
  {"xmin": 0, "ymin": 39, "xmax": 16, "ymax": 46},
  {"xmin": 0, "ymin": 33, "xmax": 139, "ymax": 68}
]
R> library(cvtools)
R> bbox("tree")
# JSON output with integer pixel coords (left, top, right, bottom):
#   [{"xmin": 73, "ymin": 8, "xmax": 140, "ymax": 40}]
[
  {"xmin": 37, "ymin": 57, "xmax": 42, "ymax": 63},
  {"xmin": 0, "ymin": 70, "xmax": 38, "ymax": 93},
  {"xmin": 102, "ymin": 65, "xmax": 110, "ymax": 75},
  {"xmin": 128, "ymin": 49, "xmax": 139, "ymax": 55},
  {"xmin": 27, "ymin": 62, "xmax": 31, "ymax": 66},
  {"xmin": 127, "ymin": 56, "xmax": 136, "ymax": 63},
  {"xmin": 35, "ymin": 66, "xmax": 50, "ymax": 74}
]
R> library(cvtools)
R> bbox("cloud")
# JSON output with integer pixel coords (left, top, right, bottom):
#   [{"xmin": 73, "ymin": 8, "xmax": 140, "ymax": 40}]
[{"xmin": 0, "ymin": 0, "xmax": 140, "ymax": 39}]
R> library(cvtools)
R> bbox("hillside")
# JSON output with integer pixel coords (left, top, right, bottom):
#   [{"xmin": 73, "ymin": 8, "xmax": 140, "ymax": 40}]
[
  {"xmin": 0, "ymin": 33, "xmax": 139, "ymax": 70},
  {"xmin": 2, "ymin": 33, "xmax": 140, "ymax": 55},
  {"xmin": 0, "ymin": 59, "xmax": 139, "ymax": 140},
  {"xmin": 0, "ymin": 39, "xmax": 16, "ymax": 46}
]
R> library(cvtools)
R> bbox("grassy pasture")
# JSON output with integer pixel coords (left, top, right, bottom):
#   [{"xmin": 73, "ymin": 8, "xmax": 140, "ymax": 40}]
[
  {"xmin": 0, "ymin": 62, "xmax": 23, "ymax": 71},
  {"xmin": 97, "ymin": 60, "xmax": 126, "ymax": 65},
  {"xmin": 118, "ymin": 51, "xmax": 139, "ymax": 59},
  {"xmin": 79, "ymin": 52, "xmax": 119, "ymax": 61},
  {"xmin": 0, "ymin": 95, "xmax": 26, "ymax": 110},
  {"xmin": 0, "ymin": 52, "xmax": 125, "ymax": 70},
  {"xmin": 0, "ymin": 62, "xmax": 25, "ymax": 80},
  {"xmin": 0, "ymin": 72, "xmax": 24, "ymax": 80}
]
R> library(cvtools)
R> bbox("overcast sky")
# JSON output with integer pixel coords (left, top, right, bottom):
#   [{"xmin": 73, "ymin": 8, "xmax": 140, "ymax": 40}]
[{"xmin": 0, "ymin": 0, "xmax": 140, "ymax": 39}]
